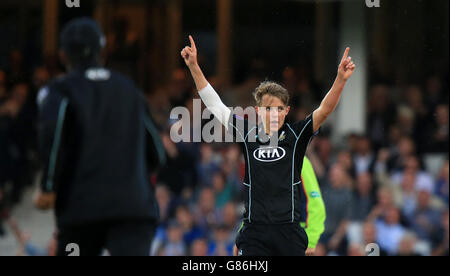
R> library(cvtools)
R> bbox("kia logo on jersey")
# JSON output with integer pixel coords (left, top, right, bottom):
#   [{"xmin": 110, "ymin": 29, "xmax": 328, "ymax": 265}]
[{"xmin": 253, "ymin": 147, "xmax": 286, "ymax": 162}]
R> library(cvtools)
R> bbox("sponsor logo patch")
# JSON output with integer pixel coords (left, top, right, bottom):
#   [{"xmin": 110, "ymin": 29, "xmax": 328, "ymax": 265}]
[{"xmin": 253, "ymin": 147, "xmax": 286, "ymax": 162}]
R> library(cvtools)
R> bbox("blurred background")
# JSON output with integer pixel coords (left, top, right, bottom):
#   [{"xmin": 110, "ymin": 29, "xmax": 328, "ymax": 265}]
[{"xmin": 0, "ymin": 0, "xmax": 448, "ymax": 256}]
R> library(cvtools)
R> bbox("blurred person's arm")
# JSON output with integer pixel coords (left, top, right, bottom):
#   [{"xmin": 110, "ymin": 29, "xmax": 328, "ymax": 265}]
[
  {"xmin": 328, "ymin": 190, "xmax": 352, "ymax": 252},
  {"xmin": 366, "ymin": 204, "xmax": 384, "ymax": 222},
  {"xmin": 233, "ymin": 244, "xmax": 238, "ymax": 256},
  {"xmin": 312, "ymin": 48, "xmax": 355, "ymax": 133},
  {"xmin": 301, "ymin": 157, "xmax": 326, "ymax": 255},
  {"xmin": 306, "ymin": 142, "xmax": 326, "ymax": 179},
  {"xmin": 181, "ymin": 36, "xmax": 231, "ymax": 129},
  {"xmin": 7, "ymin": 218, "xmax": 30, "ymax": 247},
  {"xmin": 432, "ymin": 232, "xmax": 449, "ymax": 256},
  {"xmin": 143, "ymin": 99, "xmax": 167, "ymax": 172},
  {"xmin": 8, "ymin": 220, "xmax": 47, "ymax": 256},
  {"xmin": 34, "ymin": 86, "xmax": 68, "ymax": 210},
  {"xmin": 9, "ymin": 219, "xmax": 49, "ymax": 257},
  {"xmin": 328, "ymin": 220, "xmax": 349, "ymax": 252},
  {"xmin": 374, "ymin": 149, "xmax": 394, "ymax": 187}
]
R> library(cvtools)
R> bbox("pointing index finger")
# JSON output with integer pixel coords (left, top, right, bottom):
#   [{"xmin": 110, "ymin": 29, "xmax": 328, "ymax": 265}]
[
  {"xmin": 341, "ymin": 47, "xmax": 350, "ymax": 63},
  {"xmin": 189, "ymin": 35, "xmax": 197, "ymax": 51}
]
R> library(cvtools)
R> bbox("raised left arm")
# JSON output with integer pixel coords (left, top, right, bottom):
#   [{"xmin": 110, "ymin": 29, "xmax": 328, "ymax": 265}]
[{"xmin": 312, "ymin": 47, "xmax": 355, "ymax": 133}]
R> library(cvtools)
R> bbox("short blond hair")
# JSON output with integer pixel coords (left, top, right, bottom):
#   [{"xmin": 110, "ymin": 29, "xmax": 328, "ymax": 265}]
[{"xmin": 253, "ymin": 81, "xmax": 289, "ymax": 106}]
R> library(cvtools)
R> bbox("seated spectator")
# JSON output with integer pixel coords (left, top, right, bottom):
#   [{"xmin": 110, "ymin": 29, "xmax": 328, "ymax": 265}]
[
  {"xmin": 175, "ymin": 204, "xmax": 205, "ymax": 247},
  {"xmin": 435, "ymin": 160, "xmax": 449, "ymax": 206},
  {"xmin": 218, "ymin": 201, "xmax": 240, "ymax": 243},
  {"xmin": 220, "ymin": 144, "xmax": 243, "ymax": 194},
  {"xmin": 196, "ymin": 143, "xmax": 220, "ymax": 187},
  {"xmin": 346, "ymin": 172, "xmax": 376, "ymax": 246},
  {"xmin": 402, "ymin": 85, "xmax": 429, "ymax": 153},
  {"xmin": 409, "ymin": 190, "xmax": 442, "ymax": 242},
  {"xmin": 431, "ymin": 210, "xmax": 449, "ymax": 256},
  {"xmin": 347, "ymin": 243, "xmax": 365, "ymax": 256},
  {"xmin": 396, "ymin": 105, "xmax": 416, "ymax": 140},
  {"xmin": 391, "ymin": 155, "xmax": 434, "ymax": 193},
  {"xmin": 367, "ymin": 84, "xmax": 397, "ymax": 151},
  {"xmin": 158, "ymin": 133, "xmax": 198, "ymax": 196},
  {"xmin": 373, "ymin": 206, "xmax": 406, "ymax": 255},
  {"xmin": 349, "ymin": 172, "xmax": 376, "ymax": 222},
  {"xmin": 190, "ymin": 238, "xmax": 209, "ymax": 256},
  {"xmin": 212, "ymin": 171, "xmax": 234, "ymax": 210},
  {"xmin": 396, "ymin": 231, "xmax": 422, "ymax": 256},
  {"xmin": 424, "ymin": 75, "xmax": 445, "ymax": 113},
  {"xmin": 367, "ymin": 186, "xmax": 396, "ymax": 222},
  {"xmin": 147, "ymin": 86, "xmax": 172, "ymax": 128},
  {"xmin": 386, "ymin": 136, "xmax": 416, "ymax": 173},
  {"xmin": 336, "ymin": 150, "xmax": 356, "ymax": 179},
  {"xmin": 161, "ymin": 220, "xmax": 187, "ymax": 256},
  {"xmin": 352, "ymin": 136, "xmax": 376, "ymax": 175},
  {"xmin": 313, "ymin": 136, "xmax": 333, "ymax": 181},
  {"xmin": 192, "ymin": 187, "xmax": 220, "ymax": 232},
  {"xmin": 424, "ymin": 104, "xmax": 448, "ymax": 153},
  {"xmin": 208, "ymin": 224, "xmax": 234, "ymax": 256},
  {"xmin": 393, "ymin": 170, "xmax": 417, "ymax": 222},
  {"xmin": 155, "ymin": 184, "xmax": 175, "ymax": 225},
  {"xmin": 321, "ymin": 164, "xmax": 352, "ymax": 255},
  {"xmin": 386, "ymin": 125, "xmax": 403, "ymax": 152},
  {"xmin": 374, "ymin": 148, "xmax": 391, "ymax": 186},
  {"xmin": 361, "ymin": 221, "xmax": 388, "ymax": 256}
]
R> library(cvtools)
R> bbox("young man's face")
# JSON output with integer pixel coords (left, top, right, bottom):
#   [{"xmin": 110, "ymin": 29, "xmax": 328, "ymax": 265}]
[{"xmin": 256, "ymin": 94, "xmax": 290, "ymax": 133}]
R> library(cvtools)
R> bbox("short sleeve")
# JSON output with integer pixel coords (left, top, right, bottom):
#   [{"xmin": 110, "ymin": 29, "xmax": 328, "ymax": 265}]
[{"xmin": 291, "ymin": 114, "xmax": 317, "ymax": 143}]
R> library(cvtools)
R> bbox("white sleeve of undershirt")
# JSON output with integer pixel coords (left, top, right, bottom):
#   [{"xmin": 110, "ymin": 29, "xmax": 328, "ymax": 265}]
[{"xmin": 198, "ymin": 83, "xmax": 231, "ymax": 130}]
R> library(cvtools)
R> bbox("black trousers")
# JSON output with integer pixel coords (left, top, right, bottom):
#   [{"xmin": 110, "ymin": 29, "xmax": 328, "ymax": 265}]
[
  {"xmin": 236, "ymin": 222, "xmax": 308, "ymax": 256},
  {"xmin": 57, "ymin": 219, "xmax": 156, "ymax": 256}
]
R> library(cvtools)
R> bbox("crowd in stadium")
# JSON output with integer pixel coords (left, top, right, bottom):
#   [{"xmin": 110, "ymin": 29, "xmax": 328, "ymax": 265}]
[
  {"xmin": 0, "ymin": 40, "xmax": 448, "ymax": 256},
  {"xmin": 146, "ymin": 64, "xmax": 449, "ymax": 256}
]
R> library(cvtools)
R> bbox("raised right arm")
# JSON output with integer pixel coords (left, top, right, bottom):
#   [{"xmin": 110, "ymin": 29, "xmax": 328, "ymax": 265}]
[{"xmin": 181, "ymin": 36, "xmax": 231, "ymax": 129}]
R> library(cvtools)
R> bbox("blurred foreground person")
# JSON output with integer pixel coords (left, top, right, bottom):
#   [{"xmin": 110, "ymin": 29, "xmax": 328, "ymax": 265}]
[{"xmin": 34, "ymin": 18, "xmax": 166, "ymax": 256}]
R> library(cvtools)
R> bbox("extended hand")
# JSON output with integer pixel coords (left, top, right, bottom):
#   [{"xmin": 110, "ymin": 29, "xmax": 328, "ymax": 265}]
[
  {"xmin": 34, "ymin": 191, "xmax": 56, "ymax": 210},
  {"xmin": 305, "ymin": 248, "xmax": 316, "ymax": 256},
  {"xmin": 338, "ymin": 47, "xmax": 356, "ymax": 81},
  {"xmin": 181, "ymin": 35, "xmax": 198, "ymax": 68}
]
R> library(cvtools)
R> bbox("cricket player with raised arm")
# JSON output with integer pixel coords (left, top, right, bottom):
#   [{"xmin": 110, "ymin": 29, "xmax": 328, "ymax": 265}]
[{"xmin": 181, "ymin": 35, "xmax": 354, "ymax": 256}]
